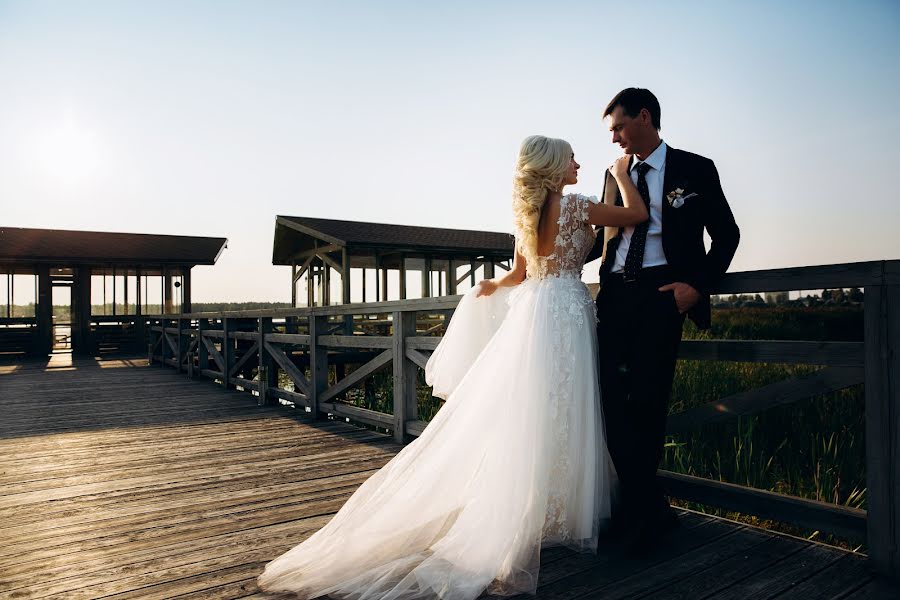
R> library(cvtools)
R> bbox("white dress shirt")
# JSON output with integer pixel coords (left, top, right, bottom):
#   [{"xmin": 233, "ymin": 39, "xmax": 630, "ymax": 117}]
[{"xmin": 611, "ymin": 140, "xmax": 669, "ymax": 273}]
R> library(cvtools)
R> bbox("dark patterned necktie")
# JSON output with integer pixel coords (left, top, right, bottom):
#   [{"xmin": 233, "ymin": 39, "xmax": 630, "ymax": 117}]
[{"xmin": 623, "ymin": 162, "xmax": 653, "ymax": 281}]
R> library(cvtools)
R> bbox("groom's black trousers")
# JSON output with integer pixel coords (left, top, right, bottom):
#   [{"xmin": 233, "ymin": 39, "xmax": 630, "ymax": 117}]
[{"xmin": 595, "ymin": 265, "xmax": 686, "ymax": 525}]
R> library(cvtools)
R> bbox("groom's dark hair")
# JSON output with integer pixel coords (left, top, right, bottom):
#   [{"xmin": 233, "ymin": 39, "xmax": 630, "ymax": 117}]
[{"xmin": 604, "ymin": 88, "xmax": 661, "ymax": 130}]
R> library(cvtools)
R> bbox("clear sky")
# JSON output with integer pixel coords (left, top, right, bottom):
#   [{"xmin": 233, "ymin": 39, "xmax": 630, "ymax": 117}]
[{"xmin": 1, "ymin": 0, "xmax": 898, "ymax": 302}]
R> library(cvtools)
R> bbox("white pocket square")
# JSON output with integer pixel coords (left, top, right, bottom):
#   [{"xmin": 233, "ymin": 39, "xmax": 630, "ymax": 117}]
[{"xmin": 669, "ymin": 192, "xmax": 698, "ymax": 208}]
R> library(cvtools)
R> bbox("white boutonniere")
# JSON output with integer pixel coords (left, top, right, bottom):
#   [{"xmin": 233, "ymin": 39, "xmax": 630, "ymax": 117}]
[{"xmin": 666, "ymin": 188, "xmax": 698, "ymax": 208}]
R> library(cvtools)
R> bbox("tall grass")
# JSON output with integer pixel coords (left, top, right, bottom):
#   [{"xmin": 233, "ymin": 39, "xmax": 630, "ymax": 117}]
[
  {"xmin": 663, "ymin": 306, "xmax": 866, "ymax": 548},
  {"xmin": 273, "ymin": 305, "xmax": 867, "ymax": 548}
]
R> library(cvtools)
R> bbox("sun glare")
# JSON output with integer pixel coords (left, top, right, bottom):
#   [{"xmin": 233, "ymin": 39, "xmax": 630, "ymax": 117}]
[{"xmin": 32, "ymin": 116, "xmax": 104, "ymax": 185}]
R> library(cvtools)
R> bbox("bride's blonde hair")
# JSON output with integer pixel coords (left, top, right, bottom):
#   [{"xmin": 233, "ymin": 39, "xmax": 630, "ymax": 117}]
[{"xmin": 512, "ymin": 135, "xmax": 572, "ymax": 273}]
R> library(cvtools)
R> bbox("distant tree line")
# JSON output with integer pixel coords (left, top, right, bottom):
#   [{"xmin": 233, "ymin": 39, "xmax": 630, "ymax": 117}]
[{"xmin": 712, "ymin": 288, "xmax": 864, "ymax": 309}]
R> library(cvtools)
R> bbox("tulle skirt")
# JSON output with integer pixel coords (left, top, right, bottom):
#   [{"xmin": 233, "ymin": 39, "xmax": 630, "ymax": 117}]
[{"xmin": 258, "ymin": 277, "xmax": 614, "ymax": 599}]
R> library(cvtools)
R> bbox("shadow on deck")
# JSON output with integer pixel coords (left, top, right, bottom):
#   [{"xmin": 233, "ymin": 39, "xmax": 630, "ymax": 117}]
[{"xmin": 0, "ymin": 357, "xmax": 894, "ymax": 599}]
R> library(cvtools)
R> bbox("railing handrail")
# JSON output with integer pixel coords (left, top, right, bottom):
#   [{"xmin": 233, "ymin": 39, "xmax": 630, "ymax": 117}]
[
  {"xmin": 142, "ymin": 257, "xmax": 899, "ymax": 578},
  {"xmin": 141, "ymin": 259, "xmax": 900, "ymax": 321}
]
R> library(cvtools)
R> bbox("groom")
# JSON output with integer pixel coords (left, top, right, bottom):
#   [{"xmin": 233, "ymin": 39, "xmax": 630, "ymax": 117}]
[{"xmin": 586, "ymin": 88, "xmax": 740, "ymax": 553}]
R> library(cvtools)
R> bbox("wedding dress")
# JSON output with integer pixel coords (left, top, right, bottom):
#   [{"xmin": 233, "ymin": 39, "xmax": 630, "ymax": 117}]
[{"xmin": 258, "ymin": 193, "xmax": 614, "ymax": 599}]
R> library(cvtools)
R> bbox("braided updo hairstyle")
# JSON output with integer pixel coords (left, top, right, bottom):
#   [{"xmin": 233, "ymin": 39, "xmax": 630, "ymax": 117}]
[{"xmin": 511, "ymin": 135, "xmax": 572, "ymax": 275}]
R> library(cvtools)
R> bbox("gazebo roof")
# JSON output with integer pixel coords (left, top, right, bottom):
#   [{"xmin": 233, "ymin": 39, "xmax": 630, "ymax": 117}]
[
  {"xmin": 273, "ymin": 215, "xmax": 514, "ymax": 265},
  {"xmin": 0, "ymin": 227, "xmax": 228, "ymax": 266}
]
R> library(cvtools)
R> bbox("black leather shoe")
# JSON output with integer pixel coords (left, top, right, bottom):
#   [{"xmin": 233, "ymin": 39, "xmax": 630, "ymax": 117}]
[
  {"xmin": 620, "ymin": 519, "xmax": 654, "ymax": 557},
  {"xmin": 650, "ymin": 507, "xmax": 680, "ymax": 534}
]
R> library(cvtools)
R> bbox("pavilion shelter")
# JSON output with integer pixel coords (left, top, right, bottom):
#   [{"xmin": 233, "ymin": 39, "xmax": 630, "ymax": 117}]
[
  {"xmin": 0, "ymin": 227, "xmax": 226, "ymax": 356},
  {"xmin": 272, "ymin": 215, "xmax": 515, "ymax": 307}
]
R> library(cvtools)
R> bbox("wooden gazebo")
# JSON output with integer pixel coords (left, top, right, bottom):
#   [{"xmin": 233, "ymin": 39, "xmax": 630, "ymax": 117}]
[
  {"xmin": 0, "ymin": 227, "xmax": 226, "ymax": 356},
  {"xmin": 272, "ymin": 215, "xmax": 515, "ymax": 306}
]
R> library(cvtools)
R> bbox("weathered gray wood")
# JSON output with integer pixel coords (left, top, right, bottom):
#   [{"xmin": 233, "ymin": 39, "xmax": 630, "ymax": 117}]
[
  {"xmin": 642, "ymin": 535, "xmax": 806, "ymax": 600},
  {"xmin": 678, "ymin": 340, "xmax": 865, "ymax": 366},
  {"xmin": 864, "ymin": 281, "xmax": 900, "ymax": 578},
  {"xmin": 392, "ymin": 310, "xmax": 417, "ymax": 442},
  {"xmin": 230, "ymin": 376, "xmax": 259, "ymax": 391},
  {"xmin": 176, "ymin": 318, "xmax": 188, "ymax": 374},
  {"xmin": 0, "ymin": 357, "xmax": 882, "ymax": 597},
  {"xmin": 221, "ymin": 318, "xmax": 234, "ymax": 389},
  {"xmin": 319, "ymin": 350, "xmax": 392, "ymax": 404},
  {"xmin": 200, "ymin": 336, "xmax": 225, "ymax": 373},
  {"xmin": 319, "ymin": 400, "xmax": 395, "ymax": 427},
  {"xmin": 147, "ymin": 294, "xmax": 463, "ymax": 320},
  {"xmin": 318, "ymin": 334, "xmax": 392, "ymax": 349},
  {"xmin": 319, "ymin": 250, "xmax": 343, "ymax": 275},
  {"xmin": 197, "ymin": 319, "xmax": 209, "ymax": 373},
  {"xmin": 309, "ymin": 315, "xmax": 329, "ymax": 420},
  {"xmin": 666, "ymin": 366, "xmax": 865, "ymax": 434},
  {"xmin": 763, "ymin": 552, "xmax": 875, "ymax": 599},
  {"xmin": 229, "ymin": 331, "xmax": 257, "ymax": 341},
  {"xmin": 265, "ymin": 333, "xmax": 311, "ymax": 345},
  {"xmin": 257, "ymin": 318, "xmax": 275, "ymax": 406},
  {"xmin": 200, "ymin": 368, "xmax": 222, "ymax": 380},
  {"xmin": 716, "ymin": 261, "xmax": 885, "ymax": 293},
  {"xmin": 658, "ymin": 470, "xmax": 867, "ymax": 541},
  {"xmin": 406, "ymin": 336, "xmax": 440, "ymax": 351},
  {"xmin": 266, "ymin": 386, "xmax": 312, "ymax": 408},
  {"xmin": 263, "ymin": 341, "xmax": 312, "ymax": 398},
  {"xmin": 405, "ymin": 347, "xmax": 431, "ymax": 370},
  {"xmin": 228, "ymin": 341, "xmax": 259, "ymax": 378},
  {"xmin": 405, "ymin": 419, "xmax": 428, "ymax": 437}
]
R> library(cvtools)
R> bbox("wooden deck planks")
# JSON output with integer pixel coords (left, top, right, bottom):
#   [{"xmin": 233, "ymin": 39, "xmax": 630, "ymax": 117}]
[{"xmin": 0, "ymin": 355, "xmax": 892, "ymax": 599}]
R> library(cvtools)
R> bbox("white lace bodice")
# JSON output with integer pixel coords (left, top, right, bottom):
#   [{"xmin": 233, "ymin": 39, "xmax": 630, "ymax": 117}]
[{"xmin": 528, "ymin": 193, "xmax": 597, "ymax": 280}]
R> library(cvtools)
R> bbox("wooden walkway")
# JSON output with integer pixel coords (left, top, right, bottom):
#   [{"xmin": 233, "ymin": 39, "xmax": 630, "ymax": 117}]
[{"xmin": 0, "ymin": 356, "xmax": 894, "ymax": 599}]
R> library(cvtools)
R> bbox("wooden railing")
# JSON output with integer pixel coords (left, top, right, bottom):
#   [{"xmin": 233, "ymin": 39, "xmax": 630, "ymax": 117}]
[{"xmin": 146, "ymin": 259, "xmax": 899, "ymax": 578}]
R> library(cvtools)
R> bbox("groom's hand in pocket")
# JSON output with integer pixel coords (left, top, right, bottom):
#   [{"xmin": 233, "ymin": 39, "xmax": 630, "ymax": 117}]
[{"xmin": 658, "ymin": 282, "xmax": 700, "ymax": 314}]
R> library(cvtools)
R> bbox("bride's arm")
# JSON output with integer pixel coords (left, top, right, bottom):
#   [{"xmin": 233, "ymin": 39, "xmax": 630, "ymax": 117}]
[
  {"xmin": 586, "ymin": 156, "xmax": 649, "ymax": 228},
  {"xmin": 475, "ymin": 241, "xmax": 525, "ymax": 297}
]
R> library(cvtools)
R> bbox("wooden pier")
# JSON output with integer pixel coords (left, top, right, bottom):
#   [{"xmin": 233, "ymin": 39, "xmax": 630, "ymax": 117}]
[{"xmin": 1, "ymin": 354, "xmax": 896, "ymax": 599}]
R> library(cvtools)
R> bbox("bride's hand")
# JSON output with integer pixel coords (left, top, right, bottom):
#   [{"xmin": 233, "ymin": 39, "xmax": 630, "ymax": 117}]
[
  {"xmin": 474, "ymin": 279, "xmax": 498, "ymax": 297},
  {"xmin": 610, "ymin": 155, "xmax": 632, "ymax": 181}
]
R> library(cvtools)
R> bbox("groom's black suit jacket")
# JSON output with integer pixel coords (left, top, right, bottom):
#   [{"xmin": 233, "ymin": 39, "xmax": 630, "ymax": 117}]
[{"xmin": 585, "ymin": 146, "xmax": 740, "ymax": 330}]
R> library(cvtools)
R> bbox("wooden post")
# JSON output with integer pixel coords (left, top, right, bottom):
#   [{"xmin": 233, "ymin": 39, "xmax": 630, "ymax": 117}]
[
  {"xmin": 222, "ymin": 318, "xmax": 235, "ymax": 388},
  {"xmin": 291, "ymin": 261, "xmax": 297, "ymax": 308},
  {"xmin": 159, "ymin": 318, "xmax": 169, "ymax": 367},
  {"xmin": 484, "ymin": 259, "xmax": 495, "ymax": 280},
  {"xmin": 182, "ymin": 268, "xmax": 192, "ymax": 314},
  {"xmin": 308, "ymin": 263, "xmax": 315, "ymax": 307},
  {"xmin": 35, "ymin": 266, "xmax": 51, "ymax": 356},
  {"xmin": 163, "ymin": 268, "xmax": 173, "ymax": 315},
  {"xmin": 447, "ymin": 259, "xmax": 457, "ymax": 295},
  {"xmin": 341, "ymin": 249, "xmax": 353, "ymax": 334},
  {"xmin": 135, "ymin": 268, "xmax": 144, "ymax": 354},
  {"xmin": 324, "ymin": 259, "xmax": 331, "ymax": 305},
  {"xmin": 175, "ymin": 316, "xmax": 184, "ymax": 373},
  {"xmin": 392, "ymin": 310, "xmax": 417, "ymax": 443},
  {"xmin": 380, "ymin": 257, "xmax": 388, "ymax": 301},
  {"xmin": 422, "ymin": 257, "xmax": 432, "ymax": 298},
  {"xmin": 309, "ymin": 314, "xmax": 329, "ymax": 419},
  {"xmin": 361, "ymin": 266, "xmax": 367, "ymax": 302},
  {"xmin": 197, "ymin": 318, "xmax": 209, "ymax": 373},
  {"xmin": 258, "ymin": 317, "xmax": 276, "ymax": 406},
  {"xmin": 864, "ymin": 275, "xmax": 900, "ymax": 578},
  {"xmin": 399, "ymin": 254, "xmax": 407, "ymax": 300}
]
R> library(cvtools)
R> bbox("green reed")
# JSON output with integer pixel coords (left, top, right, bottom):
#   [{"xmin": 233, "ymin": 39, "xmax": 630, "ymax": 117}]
[{"xmin": 274, "ymin": 305, "xmax": 867, "ymax": 548}]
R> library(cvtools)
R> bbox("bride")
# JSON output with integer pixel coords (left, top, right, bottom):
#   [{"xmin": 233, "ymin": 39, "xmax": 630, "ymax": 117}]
[{"xmin": 258, "ymin": 135, "xmax": 649, "ymax": 599}]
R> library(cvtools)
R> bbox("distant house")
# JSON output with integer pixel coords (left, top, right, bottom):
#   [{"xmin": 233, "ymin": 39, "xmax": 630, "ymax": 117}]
[{"xmin": 272, "ymin": 216, "xmax": 515, "ymax": 306}]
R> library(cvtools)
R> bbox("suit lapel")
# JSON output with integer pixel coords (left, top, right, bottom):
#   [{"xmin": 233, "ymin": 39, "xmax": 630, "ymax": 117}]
[
  {"xmin": 661, "ymin": 146, "xmax": 680, "ymax": 257},
  {"xmin": 662, "ymin": 145, "xmax": 679, "ymax": 219}
]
